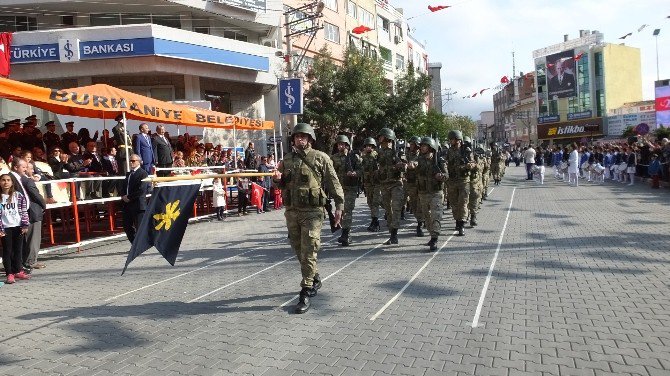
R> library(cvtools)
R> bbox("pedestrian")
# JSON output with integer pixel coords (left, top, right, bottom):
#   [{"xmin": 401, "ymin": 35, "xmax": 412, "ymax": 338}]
[
  {"xmin": 257, "ymin": 156, "xmax": 272, "ymax": 212},
  {"xmin": 416, "ymin": 138, "xmax": 446, "ymax": 251},
  {"xmin": 568, "ymin": 143, "xmax": 579, "ymax": 186},
  {"xmin": 524, "ymin": 145, "xmax": 536, "ymax": 180},
  {"xmin": 331, "ymin": 135, "xmax": 361, "ymax": 246},
  {"xmin": 236, "ymin": 177, "xmax": 250, "ymax": 215},
  {"xmin": 212, "ymin": 177, "xmax": 227, "ymax": 220},
  {"xmin": 446, "ymin": 130, "xmax": 475, "ymax": 236},
  {"xmin": 121, "ymin": 154, "xmax": 150, "ymax": 243},
  {"xmin": 376, "ymin": 128, "xmax": 406, "ymax": 245},
  {"xmin": 361, "ymin": 137, "xmax": 381, "ymax": 232},
  {"xmin": 404, "ymin": 136, "xmax": 425, "ymax": 237},
  {"xmin": 0, "ymin": 173, "xmax": 31, "ymax": 284},
  {"xmin": 648, "ymin": 153, "xmax": 662, "ymax": 189},
  {"xmin": 272, "ymin": 123, "xmax": 344, "ymax": 314},
  {"xmin": 535, "ymin": 146, "xmax": 546, "ymax": 185}
]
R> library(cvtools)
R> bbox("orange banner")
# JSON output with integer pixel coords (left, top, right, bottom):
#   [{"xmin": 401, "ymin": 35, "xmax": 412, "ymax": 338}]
[{"xmin": 0, "ymin": 76, "xmax": 273, "ymax": 130}]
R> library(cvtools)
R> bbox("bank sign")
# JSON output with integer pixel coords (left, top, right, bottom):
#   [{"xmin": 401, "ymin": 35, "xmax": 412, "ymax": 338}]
[
  {"xmin": 537, "ymin": 118, "xmax": 603, "ymax": 139},
  {"xmin": 12, "ymin": 38, "xmax": 154, "ymax": 64}
]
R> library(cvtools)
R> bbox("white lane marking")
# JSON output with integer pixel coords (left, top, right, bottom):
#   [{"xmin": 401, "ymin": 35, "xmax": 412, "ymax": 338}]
[
  {"xmin": 369, "ymin": 233, "xmax": 456, "ymax": 321},
  {"xmin": 279, "ymin": 242, "xmax": 384, "ymax": 308},
  {"xmin": 471, "ymin": 187, "xmax": 516, "ymax": 328},
  {"xmin": 189, "ymin": 256, "xmax": 294, "ymax": 303},
  {"xmin": 488, "ymin": 187, "xmax": 495, "ymax": 196}
]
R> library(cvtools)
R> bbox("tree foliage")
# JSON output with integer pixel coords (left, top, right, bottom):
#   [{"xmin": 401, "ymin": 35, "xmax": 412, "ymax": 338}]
[{"xmin": 301, "ymin": 46, "xmax": 432, "ymax": 150}]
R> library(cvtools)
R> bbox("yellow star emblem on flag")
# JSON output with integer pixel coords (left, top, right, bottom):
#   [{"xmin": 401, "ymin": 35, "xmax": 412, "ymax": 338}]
[{"xmin": 153, "ymin": 200, "xmax": 181, "ymax": 231}]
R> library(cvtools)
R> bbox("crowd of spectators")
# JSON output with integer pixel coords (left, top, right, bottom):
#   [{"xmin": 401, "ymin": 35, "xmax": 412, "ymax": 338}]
[{"xmin": 513, "ymin": 137, "xmax": 670, "ymax": 188}]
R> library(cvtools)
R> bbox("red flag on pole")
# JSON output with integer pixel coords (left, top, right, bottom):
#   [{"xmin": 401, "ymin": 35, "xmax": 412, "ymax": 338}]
[
  {"xmin": 0, "ymin": 33, "xmax": 12, "ymax": 78},
  {"xmin": 500, "ymin": 76, "xmax": 509, "ymax": 84},
  {"xmin": 352, "ymin": 25, "xmax": 373, "ymax": 34},
  {"xmin": 428, "ymin": 5, "xmax": 450, "ymax": 12},
  {"xmin": 250, "ymin": 182, "xmax": 264, "ymax": 209}
]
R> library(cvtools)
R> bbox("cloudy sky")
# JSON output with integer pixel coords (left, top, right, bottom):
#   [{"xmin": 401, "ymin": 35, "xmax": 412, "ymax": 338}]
[{"xmin": 391, "ymin": 0, "xmax": 669, "ymax": 120}]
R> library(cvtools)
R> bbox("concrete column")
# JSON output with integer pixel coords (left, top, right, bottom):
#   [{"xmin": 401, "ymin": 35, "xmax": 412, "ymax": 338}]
[
  {"xmin": 184, "ymin": 75, "xmax": 201, "ymax": 101},
  {"xmin": 180, "ymin": 12, "xmax": 192, "ymax": 31}
]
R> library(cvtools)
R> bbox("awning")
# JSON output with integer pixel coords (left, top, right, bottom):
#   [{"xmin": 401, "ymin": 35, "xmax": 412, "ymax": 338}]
[{"xmin": 0, "ymin": 76, "xmax": 273, "ymax": 130}]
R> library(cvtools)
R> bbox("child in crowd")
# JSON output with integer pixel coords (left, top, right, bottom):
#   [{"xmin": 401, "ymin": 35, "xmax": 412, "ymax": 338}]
[
  {"xmin": 0, "ymin": 173, "xmax": 31, "ymax": 284},
  {"xmin": 212, "ymin": 177, "xmax": 227, "ymax": 220},
  {"xmin": 648, "ymin": 153, "xmax": 662, "ymax": 189},
  {"xmin": 237, "ymin": 177, "xmax": 250, "ymax": 216}
]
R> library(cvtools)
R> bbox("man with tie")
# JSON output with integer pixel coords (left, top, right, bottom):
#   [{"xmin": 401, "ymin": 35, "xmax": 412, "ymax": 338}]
[
  {"xmin": 548, "ymin": 58, "xmax": 576, "ymax": 98},
  {"xmin": 121, "ymin": 154, "xmax": 150, "ymax": 243},
  {"xmin": 101, "ymin": 146, "xmax": 120, "ymax": 197},
  {"xmin": 133, "ymin": 123, "xmax": 155, "ymax": 174},
  {"xmin": 152, "ymin": 125, "xmax": 173, "ymax": 177}
]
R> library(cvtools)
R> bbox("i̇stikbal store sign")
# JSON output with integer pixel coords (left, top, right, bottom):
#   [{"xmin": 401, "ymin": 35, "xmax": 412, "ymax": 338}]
[{"xmin": 537, "ymin": 117, "xmax": 603, "ymax": 140}]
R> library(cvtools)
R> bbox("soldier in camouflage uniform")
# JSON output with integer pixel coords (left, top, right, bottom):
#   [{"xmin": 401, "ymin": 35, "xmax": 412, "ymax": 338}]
[
  {"xmin": 481, "ymin": 149, "xmax": 491, "ymax": 200},
  {"xmin": 331, "ymin": 135, "xmax": 362, "ymax": 246},
  {"xmin": 465, "ymin": 136, "xmax": 483, "ymax": 227},
  {"xmin": 361, "ymin": 137, "xmax": 382, "ymax": 232},
  {"xmin": 273, "ymin": 123, "xmax": 344, "ymax": 314},
  {"xmin": 404, "ymin": 136, "xmax": 425, "ymax": 237},
  {"xmin": 439, "ymin": 141, "xmax": 450, "ymax": 208},
  {"xmin": 377, "ymin": 127, "xmax": 406, "ymax": 245},
  {"xmin": 416, "ymin": 137, "xmax": 447, "ymax": 251},
  {"xmin": 490, "ymin": 142, "xmax": 505, "ymax": 185},
  {"xmin": 445, "ymin": 130, "xmax": 475, "ymax": 236}
]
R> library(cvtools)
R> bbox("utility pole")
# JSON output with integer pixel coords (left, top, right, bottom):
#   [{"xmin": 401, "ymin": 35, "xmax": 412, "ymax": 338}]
[{"xmin": 282, "ymin": 2, "xmax": 324, "ymax": 158}]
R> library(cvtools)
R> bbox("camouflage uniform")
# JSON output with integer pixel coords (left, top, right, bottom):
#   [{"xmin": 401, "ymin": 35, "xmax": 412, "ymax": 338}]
[
  {"xmin": 331, "ymin": 140, "xmax": 362, "ymax": 245},
  {"xmin": 491, "ymin": 147, "xmax": 505, "ymax": 184},
  {"xmin": 361, "ymin": 146, "xmax": 382, "ymax": 231},
  {"xmin": 468, "ymin": 152, "xmax": 484, "ymax": 226},
  {"xmin": 481, "ymin": 152, "xmax": 491, "ymax": 199},
  {"xmin": 377, "ymin": 128, "xmax": 405, "ymax": 245},
  {"xmin": 273, "ymin": 124, "xmax": 344, "ymax": 314},
  {"xmin": 416, "ymin": 137, "xmax": 446, "ymax": 251},
  {"xmin": 404, "ymin": 141, "xmax": 425, "ymax": 236},
  {"xmin": 445, "ymin": 133, "xmax": 474, "ymax": 236}
]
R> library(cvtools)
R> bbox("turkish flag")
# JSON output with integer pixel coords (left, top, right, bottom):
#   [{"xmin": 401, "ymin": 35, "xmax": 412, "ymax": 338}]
[
  {"xmin": 656, "ymin": 96, "xmax": 670, "ymax": 112},
  {"xmin": 352, "ymin": 26, "xmax": 372, "ymax": 34},
  {"xmin": 250, "ymin": 182, "xmax": 264, "ymax": 209},
  {"xmin": 0, "ymin": 32, "xmax": 12, "ymax": 78},
  {"xmin": 500, "ymin": 76, "xmax": 510, "ymax": 84}
]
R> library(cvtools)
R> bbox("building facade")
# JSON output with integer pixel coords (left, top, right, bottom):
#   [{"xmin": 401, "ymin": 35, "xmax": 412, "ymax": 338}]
[
  {"xmin": 492, "ymin": 72, "xmax": 537, "ymax": 146},
  {"xmin": 532, "ymin": 30, "xmax": 642, "ymax": 145},
  {"xmin": 428, "ymin": 62, "xmax": 443, "ymax": 114},
  {"xmin": 1, "ymin": 0, "xmax": 283, "ymax": 154}
]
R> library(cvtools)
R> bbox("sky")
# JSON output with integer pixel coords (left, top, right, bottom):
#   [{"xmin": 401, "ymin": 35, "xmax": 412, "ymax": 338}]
[{"xmin": 391, "ymin": 0, "xmax": 669, "ymax": 120}]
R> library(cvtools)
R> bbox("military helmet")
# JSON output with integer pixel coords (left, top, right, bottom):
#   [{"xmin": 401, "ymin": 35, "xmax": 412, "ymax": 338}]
[
  {"xmin": 363, "ymin": 137, "xmax": 377, "ymax": 147},
  {"xmin": 463, "ymin": 136, "xmax": 472, "ymax": 144},
  {"xmin": 408, "ymin": 136, "xmax": 421, "ymax": 145},
  {"xmin": 293, "ymin": 123, "xmax": 316, "ymax": 141},
  {"xmin": 336, "ymin": 134, "xmax": 351, "ymax": 146},
  {"xmin": 377, "ymin": 127, "xmax": 396, "ymax": 141},
  {"xmin": 447, "ymin": 130, "xmax": 463, "ymax": 140},
  {"xmin": 420, "ymin": 136, "xmax": 438, "ymax": 152}
]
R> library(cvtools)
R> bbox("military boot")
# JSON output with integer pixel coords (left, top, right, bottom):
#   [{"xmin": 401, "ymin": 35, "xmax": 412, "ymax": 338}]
[
  {"xmin": 416, "ymin": 222, "xmax": 425, "ymax": 237},
  {"xmin": 428, "ymin": 237, "xmax": 438, "ymax": 251},
  {"xmin": 384, "ymin": 229, "xmax": 399, "ymax": 245},
  {"xmin": 470, "ymin": 213, "xmax": 478, "ymax": 227},
  {"xmin": 338, "ymin": 228, "xmax": 351, "ymax": 246},
  {"xmin": 310, "ymin": 274, "xmax": 322, "ymax": 297},
  {"xmin": 295, "ymin": 287, "xmax": 312, "ymax": 314},
  {"xmin": 457, "ymin": 221, "xmax": 465, "ymax": 236},
  {"xmin": 367, "ymin": 217, "xmax": 380, "ymax": 232}
]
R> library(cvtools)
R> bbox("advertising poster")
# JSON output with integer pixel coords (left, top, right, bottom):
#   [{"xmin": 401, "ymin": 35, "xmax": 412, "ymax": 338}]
[
  {"xmin": 656, "ymin": 84, "xmax": 670, "ymax": 128},
  {"xmin": 546, "ymin": 50, "xmax": 576, "ymax": 99}
]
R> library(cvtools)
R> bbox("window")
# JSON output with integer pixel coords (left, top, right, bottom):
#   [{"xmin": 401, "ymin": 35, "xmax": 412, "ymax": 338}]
[
  {"xmin": 0, "ymin": 16, "xmax": 38, "ymax": 31},
  {"xmin": 594, "ymin": 52, "xmax": 603, "ymax": 77},
  {"xmin": 347, "ymin": 0, "xmax": 357, "ymax": 17},
  {"xmin": 395, "ymin": 54, "xmax": 405, "ymax": 70},
  {"xmin": 90, "ymin": 13, "xmax": 120, "ymax": 26},
  {"xmin": 379, "ymin": 47, "xmax": 392, "ymax": 65},
  {"xmin": 61, "ymin": 15, "xmax": 75, "ymax": 26},
  {"xmin": 205, "ymin": 91, "xmax": 232, "ymax": 114},
  {"xmin": 224, "ymin": 30, "xmax": 248, "ymax": 42},
  {"xmin": 152, "ymin": 15, "xmax": 181, "ymax": 29},
  {"xmin": 549, "ymin": 100, "xmax": 558, "ymax": 115},
  {"xmin": 194, "ymin": 27, "xmax": 210, "ymax": 34},
  {"xmin": 90, "ymin": 13, "xmax": 181, "ymax": 28},
  {"xmin": 323, "ymin": 0, "xmax": 338, "ymax": 11},
  {"xmin": 596, "ymin": 90, "xmax": 605, "ymax": 117},
  {"xmin": 358, "ymin": 7, "xmax": 373, "ymax": 27},
  {"xmin": 324, "ymin": 22, "xmax": 340, "ymax": 43},
  {"xmin": 377, "ymin": 16, "xmax": 390, "ymax": 42}
]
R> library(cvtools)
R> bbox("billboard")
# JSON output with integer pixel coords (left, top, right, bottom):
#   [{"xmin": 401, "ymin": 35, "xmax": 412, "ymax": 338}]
[
  {"xmin": 546, "ymin": 50, "xmax": 576, "ymax": 99},
  {"xmin": 537, "ymin": 117, "xmax": 602, "ymax": 140},
  {"xmin": 607, "ymin": 112, "xmax": 657, "ymax": 136},
  {"xmin": 656, "ymin": 83, "xmax": 670, "ymax": 128}
]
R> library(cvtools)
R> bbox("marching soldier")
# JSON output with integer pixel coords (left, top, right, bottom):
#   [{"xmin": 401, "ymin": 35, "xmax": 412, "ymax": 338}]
[
  {"xmin": 404, "ymin": 136, "xmax": 425, "ymax": 237},
  {"xmin": 481, "ymin": 149, "xmax": 491, "ymax": 200},
  {"xmin": 465, "ymin": 137, "xmax": 483, "ymax": 227},
  {"xmin": 445, "ymin": 130, "xmax": 475, "ymax": 236},
  {"xmin": 416, "ymin": 137, "xmax": 447, "ymax": 251},
  {"xmin": 273, "ymin": 123, "xmax": 344, "ymax": 314},
  {"xmin": 361, "ymin": 137, "xmax": 381, "ymax": 232},
  {"xmin": 490, "ymin": 142, "xmax": 505, "ymax": 185},
  {"xmin": 331, "ymin": 134, "xmax": 362, "ymax": 246},
  {"xmin": 377, "ymin": 127, "xmax": 406, "ymax": 245}
]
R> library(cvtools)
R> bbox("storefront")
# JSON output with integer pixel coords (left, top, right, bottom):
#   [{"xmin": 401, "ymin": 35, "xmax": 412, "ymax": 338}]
[{"xmin": 537, "ymin": 117, "xmax": 603, "ymax": 146}]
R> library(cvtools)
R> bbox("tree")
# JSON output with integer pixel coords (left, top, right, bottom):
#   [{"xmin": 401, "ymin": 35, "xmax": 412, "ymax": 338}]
[
  {"xmin": 653, "ymin": 126, "xmax": 670, "ymax": 141},
  {"xmin": 407, "ymin": 109, "xmax": 448, "ymax": 142},
  {"xmin": 374, "ymin": 63, "xmax": 432, "ymax": 139},
  {"xmin": 621, "ymin": 126, "xmax": 635, "ymax": 138},
  {"xmin": 446, "ymin": 114, "xmax": 478, "ymax": 141},
  {"xmin": 301, "ymin": 46, "xmax": 339, "ymax": 150}
]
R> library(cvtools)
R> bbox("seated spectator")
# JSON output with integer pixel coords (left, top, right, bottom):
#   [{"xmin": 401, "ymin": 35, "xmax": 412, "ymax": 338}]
[
  {"xmin": 47, "ymin": 147, "xmax": 71, "ymax": 179},
  {"xmin": 101, "ymin": 147, "xmax": 121, "ymax": 197},
  {"xmin": 21, "ymin": 151, "xmax": 56, "ymax": 204}
]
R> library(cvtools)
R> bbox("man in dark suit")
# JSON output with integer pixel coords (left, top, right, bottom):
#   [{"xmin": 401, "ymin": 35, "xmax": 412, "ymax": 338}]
[
  {"xmin": 548, "ymin": 58, "xmax": 576, "ymax": 97},
  {"xmin": 101, "ymin": 146, "xmax": 121, "ymax": 197},
  {"xmin": 152, "ymin": 125, "xmax": 173, "ymax": 177},
  {"xmin": 133, "ymin": 123, "xmax": 155, "ymax": 174},
  {"xmin": 10, "ymin": 158, "xmax": 47, "ymax": 272},
  {"xmin": 121, "ymin": 154, "xmax": 151, "ymax": 243},
  {"xmin": 112, "ymin": 114, "xmax": 132, "ymax": 174},
  {"xmin": 244, "ymin": 142, "xmax": 256, "ymax": 170}
]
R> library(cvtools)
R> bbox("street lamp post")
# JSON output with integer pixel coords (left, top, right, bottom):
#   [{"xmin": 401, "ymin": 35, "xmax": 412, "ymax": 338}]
[{"xmin": 654, "ymin": 29, "xmax": 661, "ymax": 81}]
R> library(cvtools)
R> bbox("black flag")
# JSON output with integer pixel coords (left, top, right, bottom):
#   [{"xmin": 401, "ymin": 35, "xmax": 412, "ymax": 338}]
[{"xmin": 122, "ymin": 183, "xmax": 201, "ymax": 274}]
